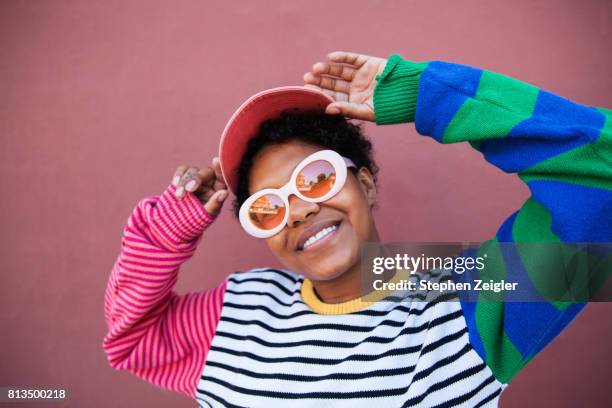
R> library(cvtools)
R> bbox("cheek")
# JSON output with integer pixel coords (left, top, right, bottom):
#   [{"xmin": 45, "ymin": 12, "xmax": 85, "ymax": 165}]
[
  {"xmin": 333, "ymin": 184, "xmax": 374, "ymax": 239},
  {"xmin": 265, "ymin": 233, "xmax": 286, "ymax": 254},
  {"xmin": 265, "ymin": 232, "xmax": 306, "ymax": 273},
  {"xmin": 347, "ymin": 204, "xmax": 373, "ymax": 242},
  {"xmin": 264, "ymin": 232, "xmax": 297, "ymax": 267}
]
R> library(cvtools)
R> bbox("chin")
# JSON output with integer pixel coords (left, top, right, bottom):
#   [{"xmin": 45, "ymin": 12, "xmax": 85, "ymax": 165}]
[{"xmin": 301, "ymin": 251, "xmax": 358, "ymax": 281}]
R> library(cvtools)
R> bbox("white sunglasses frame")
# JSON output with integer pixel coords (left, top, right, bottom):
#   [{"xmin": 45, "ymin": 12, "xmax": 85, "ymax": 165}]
[{"xmin": 239, "ymin": 149, "xmax": 356, "ymax": 238}]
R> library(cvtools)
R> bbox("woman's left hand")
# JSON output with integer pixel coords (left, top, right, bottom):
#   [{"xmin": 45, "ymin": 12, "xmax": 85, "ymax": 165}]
[{"xmin": 303, "ymin": 51, "xmax": 387, "ymax": 122}]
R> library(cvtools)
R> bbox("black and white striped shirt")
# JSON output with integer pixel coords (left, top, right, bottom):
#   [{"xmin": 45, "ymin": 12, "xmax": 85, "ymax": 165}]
[{"xmin": 195, "ymin": 268, "xmax": 504, "ymax": 407}]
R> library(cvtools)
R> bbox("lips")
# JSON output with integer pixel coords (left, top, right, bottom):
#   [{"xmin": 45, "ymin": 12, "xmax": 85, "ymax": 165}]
[{"xmin": 295, "ymin": 219, "xmax": 341, "ymax": 251}]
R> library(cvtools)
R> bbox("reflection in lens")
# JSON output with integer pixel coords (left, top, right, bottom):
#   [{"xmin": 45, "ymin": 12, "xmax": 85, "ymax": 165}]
[
  {"xmin": 248, "ymin": 193, "xmax": 286, "ymax": 230},
  {"xmin": 296, "ymin": 160, "xmax": 336, "ymax": 199}
]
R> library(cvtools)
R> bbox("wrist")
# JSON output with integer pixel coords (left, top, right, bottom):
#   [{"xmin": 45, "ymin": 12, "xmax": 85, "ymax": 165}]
[
  {"xmin": 373, "ymin": 54, "xmax": 428, "ymax": 125},
  {"xmin": 153, "ymin": 184, "xmax": 218, "ymax": 245}
]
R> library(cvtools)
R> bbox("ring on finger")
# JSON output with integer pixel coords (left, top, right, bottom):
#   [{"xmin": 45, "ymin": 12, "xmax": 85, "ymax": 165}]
[{"xmin": 184, "ymin": 171, "xmax": 198, "ymax": 191}]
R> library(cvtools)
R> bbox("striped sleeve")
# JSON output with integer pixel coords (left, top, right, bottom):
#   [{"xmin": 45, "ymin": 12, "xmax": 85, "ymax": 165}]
[
  {"xmin": 373, "ymin": 54, "xmax": 612, "ymax": 383},
  {"xmin": 103, "ymin": 183, "xmax": 227, "ymax": 398}
]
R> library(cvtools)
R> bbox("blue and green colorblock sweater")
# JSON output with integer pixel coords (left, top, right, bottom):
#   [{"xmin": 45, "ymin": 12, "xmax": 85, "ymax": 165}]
[{"xmin": 374, "ymin": 54, "xmax": 612, "ymax": 384}]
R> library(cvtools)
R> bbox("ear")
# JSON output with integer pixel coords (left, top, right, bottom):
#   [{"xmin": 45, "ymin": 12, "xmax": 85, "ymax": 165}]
[{"xmin": 355, "ymin": 167, "xmax": 377, "ymax": 207}]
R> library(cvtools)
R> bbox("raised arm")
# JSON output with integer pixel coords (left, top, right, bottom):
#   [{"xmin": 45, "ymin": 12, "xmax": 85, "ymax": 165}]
[
  {"xmin": 103, "ymin": 161, "xmax": 229, "ymax": 398},
  {"xmin": 305, "ymin": 52, "xmax": 611, "ymax": 383}
]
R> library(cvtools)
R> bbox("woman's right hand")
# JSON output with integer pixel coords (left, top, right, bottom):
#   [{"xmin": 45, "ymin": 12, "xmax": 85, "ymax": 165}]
[{"xmin": 171, "ymin": 157, "xmax": 229, "ymax": 216}]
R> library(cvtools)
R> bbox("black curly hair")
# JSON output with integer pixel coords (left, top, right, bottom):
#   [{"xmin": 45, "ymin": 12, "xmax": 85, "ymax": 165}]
[{"xmin": 231, "ymin": 110, "xmax": 379, "ymax": 218}]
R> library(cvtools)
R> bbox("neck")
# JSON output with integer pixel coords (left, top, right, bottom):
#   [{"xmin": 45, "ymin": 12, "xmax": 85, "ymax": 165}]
[{"xmin": 311, "ymin": 261, "xmax": 364, "ymax": 303}]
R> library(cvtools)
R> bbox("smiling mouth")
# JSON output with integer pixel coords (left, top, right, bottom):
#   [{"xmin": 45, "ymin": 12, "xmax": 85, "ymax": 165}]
[{"xmin": 298, "ymin": 221, "xmax": 341, "ymax": 252}]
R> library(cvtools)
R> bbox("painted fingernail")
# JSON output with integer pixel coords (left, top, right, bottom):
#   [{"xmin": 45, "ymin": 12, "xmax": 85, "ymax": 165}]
[
  {"xmin": 175, "ymin": 186, "xmax": 184, "ymax": 197},
  {"xmin": 185, "ymin": 180, "xmax": 197, "ymax": 191},
  {"xmin": 172, "ymin": 175, "xmax": 180, "ymax": 186},
  {"xmin": 217, "ymin": 191, "xmax": 228, "ymax": 202}
]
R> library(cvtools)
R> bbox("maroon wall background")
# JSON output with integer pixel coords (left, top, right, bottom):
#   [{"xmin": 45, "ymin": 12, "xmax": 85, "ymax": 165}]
[{"xmin": 1, "ymin": 0, "xmax": 610, "ymax": 406}]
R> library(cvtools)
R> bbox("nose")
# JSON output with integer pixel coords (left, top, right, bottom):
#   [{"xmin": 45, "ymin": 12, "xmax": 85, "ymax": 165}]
[{"xmin": 286, "ymin": 195, "xmax": 319, "ymax": 228}]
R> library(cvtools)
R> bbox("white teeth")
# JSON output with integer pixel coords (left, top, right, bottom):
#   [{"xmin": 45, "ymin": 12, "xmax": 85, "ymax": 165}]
[{"xmin": 302, "ymin": 225, "xmax": 338, "ymax": 250}]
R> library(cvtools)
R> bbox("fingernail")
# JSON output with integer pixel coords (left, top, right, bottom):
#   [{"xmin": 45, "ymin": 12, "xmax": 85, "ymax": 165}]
[
  {"xmin": 217, "ymin": 191, "xmax": 228, "ymax": 202},
  {"xmin": 172, "ymin": 175, "xmax": 180, "ymax": 186},
  {"xmin": 185, "ymin": 180, "xmax": 197, "ymax": 191},
  {"xmin": 327, "ymin": 107, "xmax": 340, "ymax": 114},
  {"xmin": 175, "ymin": 186, "xmax": 184, "ymax": 197}
]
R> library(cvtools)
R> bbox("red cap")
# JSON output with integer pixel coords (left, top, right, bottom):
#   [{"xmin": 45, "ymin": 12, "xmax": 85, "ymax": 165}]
[{"xmin": 219, "ymin": 86, "xmax": 334, "ymax": 194}]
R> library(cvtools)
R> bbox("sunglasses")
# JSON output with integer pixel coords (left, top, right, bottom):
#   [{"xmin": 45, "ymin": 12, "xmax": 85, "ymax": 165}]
[{"xmin": 239, "ymin": 150, "xmax": 356, "ymax": 238}]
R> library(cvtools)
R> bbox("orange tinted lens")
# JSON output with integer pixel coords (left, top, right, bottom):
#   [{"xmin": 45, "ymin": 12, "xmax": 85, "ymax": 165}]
[
  {"xmin": 248, "ymin": 193, "xmax": 286, "ymax": 230},
  {"xmin": 295, "ymin": 159, "xmax": 336, "ymax": 199}
]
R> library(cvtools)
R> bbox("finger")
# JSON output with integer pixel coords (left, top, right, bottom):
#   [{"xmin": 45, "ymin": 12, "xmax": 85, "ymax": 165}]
[
  {"xmin": 175, "ymin": 166, "xmax": 198, "ymax": 197},
  {"xmin": 303, "ymin": 72, "xmax": 350, "ymax": 93},
  {"xmin": 325, "ymin": 101, "xmax": 375, "ymax": 121},
  {"xmin": 204, "ymin": 189, "xmax": 229, "ymax": 216},
  {"xmin": 200, "ymin": 188, "xmax": 214, "ymax": 201},
  {"xmin": 172, "ymin": 165, "xmax": 189, "ymax": 186},
  {"xmin": 311, "ymin": 62, "xmax": 356, "ymax": 81},
  {"xmin": 193, "ymin": 165, "xmax": 222, "ymax": 203},
  {"xmin": 196, "ymin": 167, "xmax": 215, "ymax": 189},
  {"xmin": 176, "ymin": 166, "xmax": 212, "ymax": 198},
  {"xmin": 174, "ymin": 165, "xmax": 195, "ymax": 197},
  {"xmin": 303, "ymin": 72, "xmax": 321, "ymax": 86},
  {"xmin": 211, "ymin": 157, "xmax": 227, "ymax": 190},
  {"xmin": 327, "ymin": 51, "xmax": 370, "ymax": 68},
  {"xmin": 184, "ymin": 167, "xmax": 215, "ymax": 200},
  {"xmin": 200, "ymin": 187, "xmax": 217, "ymax": 203}
]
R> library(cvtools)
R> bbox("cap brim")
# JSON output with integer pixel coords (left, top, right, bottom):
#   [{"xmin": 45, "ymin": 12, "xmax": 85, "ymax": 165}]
[{"xmin": 219, "ymin": 86, "xmax": 334, "ymax": 194}]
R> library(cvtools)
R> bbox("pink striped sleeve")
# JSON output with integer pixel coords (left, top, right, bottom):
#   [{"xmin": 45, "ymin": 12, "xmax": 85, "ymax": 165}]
[{"xmin": 103, "ymin": 183, "xmax": 227, "ymax": 398}]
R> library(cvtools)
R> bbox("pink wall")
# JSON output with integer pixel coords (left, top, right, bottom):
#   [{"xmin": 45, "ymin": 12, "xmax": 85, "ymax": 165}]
[{"xmin": 1, "ymin": 0, "xmax": 610, "ymax": 406}]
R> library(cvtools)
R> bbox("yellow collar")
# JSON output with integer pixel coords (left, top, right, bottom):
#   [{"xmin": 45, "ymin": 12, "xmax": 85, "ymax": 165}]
[{"xmin": 300, "ymin": 269, "xmax": 410, "ymax": 315}]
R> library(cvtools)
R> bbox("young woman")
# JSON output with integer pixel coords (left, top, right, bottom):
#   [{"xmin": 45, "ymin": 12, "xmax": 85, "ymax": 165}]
[{"xmin": 103, "ymin": 51, "xmax": 611, "ymax": 407}]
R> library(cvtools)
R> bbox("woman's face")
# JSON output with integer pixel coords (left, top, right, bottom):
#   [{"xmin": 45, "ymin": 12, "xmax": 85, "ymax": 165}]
[{"xmin": 248, "ymin": 140, "xmax": 378, "ymax": 281}]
